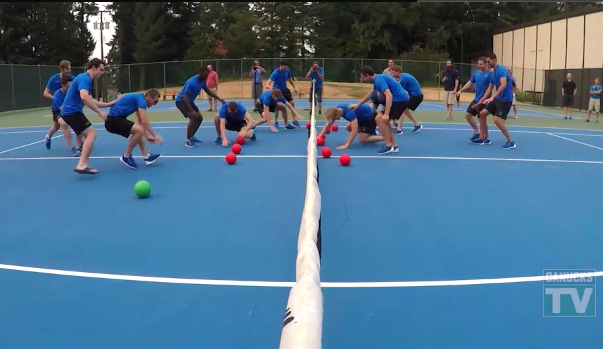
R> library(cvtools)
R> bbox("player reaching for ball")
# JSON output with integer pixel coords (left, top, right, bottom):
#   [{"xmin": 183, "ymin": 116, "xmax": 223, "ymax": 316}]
[
  {"xmin": 59, "ymin": 58, "xmax": 116, "ymax": 175},
  {"xmin": 105, "ymin": 88, "xmax": 164, "ymax": 169},
  {"xmin": 175, "ymin": 67, "xmax": 225, "ymax": 148},
  {"xmin": 350, "ymin": 66, "xmax": 409, "ymax": 155},
  {"xmin": 251, "ymin": 90, "xmax": 301, "ymax": 132},
  {"xmin": 214, "ymin": 101, "xmax": 256, "ymax": 146},
  {"xmin": 320, "ymin": 104, "xmax": 383, "ymax": 150}
]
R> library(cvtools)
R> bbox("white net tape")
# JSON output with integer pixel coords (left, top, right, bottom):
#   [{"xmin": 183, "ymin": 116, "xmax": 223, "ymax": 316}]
[{"xmin": 278, "ymin": 81, "xmax": 323, "ymax": 349}]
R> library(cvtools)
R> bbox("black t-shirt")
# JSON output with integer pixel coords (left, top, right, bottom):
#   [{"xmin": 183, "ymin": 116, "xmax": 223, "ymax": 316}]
[
  {"xmin": 563, "ymin": 80, "xmax": 576, "ymax": 96},
  {"xmin": 442, "ymin": 69, "xmax": 459, "ymax": 91}
]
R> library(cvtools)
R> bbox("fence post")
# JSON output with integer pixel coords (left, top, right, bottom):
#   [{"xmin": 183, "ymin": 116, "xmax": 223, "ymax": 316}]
[
  {"xmin": 10, "ymin": 64, "xmax": 16, "ymax": 112},
  {"xmin": 360, "ymin": 59, "xmax": 364, "ymax": 84},
  {"xmin": 38, "ymin": 65, "xmax": 43, "ymax": 107},
  {"xmin": 240, "ymin": 58, "xmax": 243, "ymax": 99},
  {"xmin": 437, "ymin": 62, "xmax": 441, "ymax": 102},
  {"xmin": 163, "ymin": 62, "xmax": 167, "ymax": 90},
  {"xmin": 128, "ymin": 65, "xmax": 131, "ymax": 93}
]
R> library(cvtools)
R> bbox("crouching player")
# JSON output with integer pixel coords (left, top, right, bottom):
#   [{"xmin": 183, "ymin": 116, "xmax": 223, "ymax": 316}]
[
  {"xmin": 251, "ymin": 89, "xmax": 301, "ymax": 132},
  {"xmin": 319, "ymin": 104, "xmax": 383, "ymax": 150},
  {"xmin": 105, "ymin": 88, "xmax": 164, "ymax": 169},
  {"xmin": 214, "ymin": 101, "xmax": 256, "ymax": 146}
]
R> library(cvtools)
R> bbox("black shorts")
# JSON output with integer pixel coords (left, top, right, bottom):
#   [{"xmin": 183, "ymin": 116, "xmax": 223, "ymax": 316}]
[
  {"xmin": 60, "ymin": 112, "xmax": 91, "ymax": 136},
  {"xmin": 387, "ymin": 101, "xmax": 408, "ymax": 120},
  {"xmin": 105, "ymin": 117, "xmax": 135, "ymax": 138},
  {"xmin": 225, "ymin": 119, "xmax": 247, "ymax": 132},
  {"xmin": 484, "ymin": 99, "xmax": 513, "ymax": 120},
  {"xmin": 562, "ymin": 95, "xmax": 574, "ymax": 108},
  {"xmin": 256, "ymin": 102, "xmax": 276, "ymax": 113},
  {"xmin": 466, "ymin": 100, "xmax": 485, "ymax": 117},
  {"xmin": 175, "ymin": 100, "xmax": 201, "ymax": 119},
  {"xmin": 281, "ymin": 88, "xmax": 294, "ymax": 102},
  {"xmin": 52, "ymin": 109, "xmax": 60, "ymax": 122},
  {"xmin": 407, "ymin": 95, "xmax": 424, "ymax": 111},
  {"xmin": 357, "ymin": 111, "xmax": 378, "ymax": 135}
]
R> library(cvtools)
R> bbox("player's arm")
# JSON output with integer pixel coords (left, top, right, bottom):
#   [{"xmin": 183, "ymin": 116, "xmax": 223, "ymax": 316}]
[
  {"xmin": 203, "ymin": 86, "xmax": 224, "ymax": 103},
  {"xmin": 266, "ymin": 79, "xmax": 274, "ymax": 90},
  {"xmin": 94, "ymin": 99, "xmax": 117, "ymax": 108},
  {"xmin": 316, "ymin": 69, "xmax": 323, "ymax": 80},
  {"xmin": 79, "ymin": 89, "xmax": 106, "ymax": 119},
  {"xmin": 341, "ymin": 119, "xmax": 358, "ymax": 149},
  {"xmin": 490, "ymin": 77, "xmax": 506, "ymax": 100},
  {"xmin": 481, "ymin": 84, "xmax": 494, "ymax": 104},
  {"xmin": 219, "ymin": 117, "xmax": 228, "ymax": 143},
  {"xmin": 305, "ymin": 68, "xmax": 313, "ymax": 79},
  {"xmin": 241, "ymin": 112, "xmax": 253, "ymax": 135},
  {"xmin": 318, "ymin": 119, "xmax": 334, "ymax": 138},
  {"xmin": 136, "ymin": 108, "xmax": 163, "ymax": 144},
  {"xmin": 287, "ymin": 77, "xmax": 297, "ymax": 91},
  {"xmin": 43, "ymin": 88, "xmax": 54, "ymax": 100},
  {"xmin": 457, "ymin": 80, "xmax": 473, "ymax": 94},
  {"xmin": 352, "ymin": 90, "xmax": 373, "ymax": 109},
  {"xmin": 383, "ymin": 89, "xmax": 393, "ymax": 117},
  {"xmin": 284, "ymin": 101, "xmax": 301, "ymax": 118}
]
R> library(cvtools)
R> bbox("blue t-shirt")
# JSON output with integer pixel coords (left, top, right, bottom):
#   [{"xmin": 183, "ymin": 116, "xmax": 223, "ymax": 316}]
[
  {"xmin": 338, "ymin": 103, "xmax": 374, "ymax": 122},
  {"xmin": 590, "ymin": 85, "xmax": 602, "ymax": 99},
  {"xmin": 489, "ymin": 66, "xmax": 514, "ymax": 102},
  {"xmin": 398, "ymin": 73, "xmax": 422, "ymax": 96},
  {"xmin": 219, "ymin": 103, "xmax": 247, "ymax": 121},
  {"xmin": 269, "ymin": 68, "xmax": 291, "ymax": 90},
  {"xmin": 371, "ymin": 91, "xmax": 385, "ymax": 106},
  {"xmin": 60, "ymin": 72, "xmax": 93, "ymax": 116},
  {"xmin": 259, "ymin": 91, "xmax": 286, "ymax": 106},
  {"xmin": 175, "ymin": 75, "xmax": 207, "ymax": 102},
  {"xmin": 108, "ymin": 93, "xmax": 147, "ymax": 118},
  {"xmin": 46, "ymin": 73, "xmax": 76, "ymax": 94},
  {"xmin": 470, "ymin": 69, "xmax": 491, "ymax": 102},
  {"xmin": 373, "ymin": 74, "xmax": 409, "ymax": 103},
  {"xmin": 51, "ymin": 89, "xmax": 67, "ymax": 112},
  {"xmin": 309, "ymin": 67, "xmax": 324, "ymax": 88}
]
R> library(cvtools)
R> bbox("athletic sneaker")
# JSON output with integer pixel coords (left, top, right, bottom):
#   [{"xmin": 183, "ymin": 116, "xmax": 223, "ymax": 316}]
[
  {"xmin": 71, "ymin": 146, "xmax": 80, "ymax": 157},
  {"xmin": 120, "ymin": 155, "xmax": 138, "ymax": 169},
  {"xmin": 214, "ymin": 137, "xmax": 223, "ymax": 145},
  {"xmin": 483, "ymin": 138, "xmax": 492, "ymax": 145},
  {"xmin": 285, "ymin": 123, "xmax": 296, "ymax": 130},
  {"xmin": 45, "ymin": 136, "xmax": 51, "ymax": 149},
  {"xmin": 144, "ymin": 153, "xmax": 161, "ymax": 165},
  {"xmin": 413, "ymin": 124, "xmax": 423, "ymax": 133},
  {"xmin": 292, "ymin": 120, "xmax": 300, "ymax": 127},
  {"xmin": 250, "ymin": 132, "xmax": 257, "ymax": 141},
  {"xmin": 394, "ymin": 129, "xmax": 403, "ymax": 135},
  {"xmin": 470, "ymin": 133, "xmax": 480, "ymax": 142},
  {"xmin": 470, "ymin": 138, "xmax": 491, "ymax": 145},
  {"xmin": 185, "ymin": 139, "xmax": 196, "ymax": 148},
  {"xmin": 501, "ymin": 141, "xmax": 516, "ymax": 149},
  {"xmin": 191, "ymin": 136, "xmax": 202, "ymax": 143},
  {"xmin": 376, "ymin": 145, "xmax": 395, "ymax": 155},
  {"xmin": 274, "ymin": 122, "xmax": 280, "ymax": 128}
]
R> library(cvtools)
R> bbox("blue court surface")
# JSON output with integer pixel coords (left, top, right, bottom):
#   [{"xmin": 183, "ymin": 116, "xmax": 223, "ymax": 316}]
[{"xmin": 0, "ymin": 105, "xmax": 602, "ymax": 348}]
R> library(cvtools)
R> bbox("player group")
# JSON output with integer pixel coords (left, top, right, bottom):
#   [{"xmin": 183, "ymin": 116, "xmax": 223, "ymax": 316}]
[{"xmin": 41, "ymin": 53, "xmax": 515, "ymax": 174}]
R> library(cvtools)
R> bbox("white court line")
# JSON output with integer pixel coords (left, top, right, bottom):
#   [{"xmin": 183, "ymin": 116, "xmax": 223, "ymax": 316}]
[
  {"xmin": 1, "ymin": 154, "xmax": 603, "ymax": 165},
  {"xmin": 547, "ymin": 133, "xmax": 603, "ymax": 151},
  {"xmin": 0, "ymin": 263, "xmax": 600, "ymax": 288},
  {"xmin": 0, "ymin": 135, "xmax": 63, "ymax": 154}
]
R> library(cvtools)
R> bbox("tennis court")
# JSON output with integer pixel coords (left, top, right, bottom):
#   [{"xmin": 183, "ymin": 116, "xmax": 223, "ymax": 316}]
[{"xmin": 0, "ymin": 96, "xmax": 602, "ymax": 348}]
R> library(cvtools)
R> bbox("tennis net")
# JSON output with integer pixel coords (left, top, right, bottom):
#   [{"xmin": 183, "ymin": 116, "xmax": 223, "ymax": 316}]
[{"xmin": 278, "ymin": 80, "xmax": 323, "ymax": 349}]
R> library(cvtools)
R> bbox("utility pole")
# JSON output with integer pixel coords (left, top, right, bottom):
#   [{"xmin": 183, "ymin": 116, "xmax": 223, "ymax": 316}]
[{"xmin": 94, "ymin": 10, "xmax": 111, "ymax": 102}]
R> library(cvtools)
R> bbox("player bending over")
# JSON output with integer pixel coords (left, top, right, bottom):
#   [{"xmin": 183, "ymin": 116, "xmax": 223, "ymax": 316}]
[
  {"xmin": 350, "ymin": 66, "xmax": 409, "ymax": 155},
  {"xmin": 175, "ymin": 67, "xmax": 225, "ymax": 148},
  {"xmin": 251, "ymin": 90, "xmax": 301, "ymax": 132},
  {"xmin": 320, "ymin": 104, "xmax": 383, "ymax": 150},
  {"xmin": 472, "ymin": 53, "xmax": 516, "ymax": 149},
  {"xmin": 456, "ymin": 56, "xmax": 491, "ymax": 142},
  {"xmin": 266, "ymin": 61, "xmax": 300, "ymax": 128},
  {"xmin": 45, "ymin": 75, "xmax": 82, "ymax": 156},
  {"xmin": 214, "ymin": 102, "xmax": 256, "ymax": 146},
  {"xmin": 105, "ymin": 89, "xmax": 164, "ymax": 169},
  {"xmin": 390, "ymin": 66, "xmax": 423, "ymax": 134},
  {"xmin": 59, "ymin": 58, "xmax": 116, "ymax": 174}
]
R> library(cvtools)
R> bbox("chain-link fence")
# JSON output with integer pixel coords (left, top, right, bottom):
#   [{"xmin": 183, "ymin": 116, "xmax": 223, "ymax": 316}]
[{"xmin": 0, "ymin": 59, "xmax": 547, "ymax": 113}]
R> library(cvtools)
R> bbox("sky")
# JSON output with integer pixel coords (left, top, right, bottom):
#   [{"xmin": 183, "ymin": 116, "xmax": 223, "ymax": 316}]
[{"xmin": 87, "ymin": 2, "xmax": 114, "ymax": 60}]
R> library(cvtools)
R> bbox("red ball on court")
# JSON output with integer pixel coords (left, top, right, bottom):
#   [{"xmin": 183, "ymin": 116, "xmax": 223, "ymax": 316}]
[
  {"xmin": 321, "ymin": 147, "xmax": 332, "ymax": 158},
  {"xmin": 316, "ymin": 137, "xmax": 325, "ymax": 146},
  {"xmin": 331, "ymin": 124, "xmax": 339, "ymax": 132},
  {"xmin": 225, "ymin": 152, "xmax": 237, "ymax": 164},
  {"xmin": 236, "ymin": 136, "xmax": 245, "ymax": 145},
  {"xmin": 306, "ymin": 122, "xmax": 311, "ymax": 129},
  {"xmin": 339, "ymin": 154, "xmax": 351, "ymax": 166},
  {"xmin": 231, "ymin": 143, "xmax": 242, "ymax": 154},
  {"xmin": 326, "ymin": 128, "xmax": 331, "ymax": 134}
]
